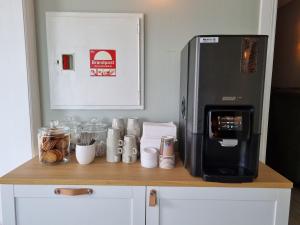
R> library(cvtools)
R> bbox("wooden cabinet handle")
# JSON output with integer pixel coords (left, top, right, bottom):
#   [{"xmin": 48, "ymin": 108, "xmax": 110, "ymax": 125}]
[
  {"xmin": 149, "ymin": 189, "xmax": 157, "ymax": 207},
  {"xmin": 54, "ymin": 188, "xmax": 93, "ymax": 196}
]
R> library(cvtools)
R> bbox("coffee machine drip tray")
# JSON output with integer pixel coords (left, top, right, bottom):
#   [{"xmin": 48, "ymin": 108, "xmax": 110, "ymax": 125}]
[{"xmin": 203, "ymin": 166, "xmax": 254, "ymax": 183}]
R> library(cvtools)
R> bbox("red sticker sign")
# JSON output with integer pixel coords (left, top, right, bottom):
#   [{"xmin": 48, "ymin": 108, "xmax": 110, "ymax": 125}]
[{"xmin": 89, "ymin": 49, "xmax": 116, "ymax": 76}]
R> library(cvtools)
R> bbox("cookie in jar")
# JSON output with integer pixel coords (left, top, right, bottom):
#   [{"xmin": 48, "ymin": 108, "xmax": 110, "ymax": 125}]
[{"xmin": 38, "ymin": 121, "xmax": 70, "ymax": 164}]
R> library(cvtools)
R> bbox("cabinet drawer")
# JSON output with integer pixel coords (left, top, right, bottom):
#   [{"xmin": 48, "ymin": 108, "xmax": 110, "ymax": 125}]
[{"xmin": 2, "ymin": 185, "xmax": 145, "ymax": 225}]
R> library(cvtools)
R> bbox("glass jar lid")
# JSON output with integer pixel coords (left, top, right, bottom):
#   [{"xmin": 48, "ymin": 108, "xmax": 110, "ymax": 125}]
[
  {"xmin": 59, "ymin": 117, "xmax": 82, "ymax": 131},
  {"xmin": 38, "ymin": 120, "xmax": 70, "ymax": 136},
  {"xmin": 83, "ymin": 118, "xmax": 107, "ymax": 132}
]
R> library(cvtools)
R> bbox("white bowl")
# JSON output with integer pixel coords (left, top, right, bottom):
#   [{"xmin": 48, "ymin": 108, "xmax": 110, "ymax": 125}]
[
  {"xmin": 141, "ymin": 147, "xmax": 158, "ymax": 168},
  {"xmin": 76, "ymin": 144, "xmax": 96, "ymax": 165}
]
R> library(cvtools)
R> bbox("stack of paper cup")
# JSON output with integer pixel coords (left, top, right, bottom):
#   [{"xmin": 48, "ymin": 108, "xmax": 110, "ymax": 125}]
[
  {"xmin": 140, "ymin": 122, "xmax": 177, "ymax": 153},
  {"xmin": 141, "ymin": 147, "xmax": 159, "ymax": 168},
  {"xmin": 159, "ymin": 155, "xmax": 175, "ymax": 169},
  {"xmin": 159, "ymin": 136, "xmax": 176, "ymax": 169}
]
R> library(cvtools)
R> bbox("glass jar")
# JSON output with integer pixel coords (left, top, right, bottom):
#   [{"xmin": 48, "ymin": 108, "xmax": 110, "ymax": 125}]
[
  {"xmin": 59, "ymin": 117, "xmax": 82, "ymax": 151},
  {"xmin": 38, "ymin": 121, "xmax": 70, "ymax": 164},
  {"xmin": 82, "ymin": 118, "xmax": 107, "ymax": 157}
]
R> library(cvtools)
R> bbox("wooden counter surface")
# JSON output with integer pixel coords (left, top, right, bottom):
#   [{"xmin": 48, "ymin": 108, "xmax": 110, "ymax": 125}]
[{"xmin": 0, "ymin": 155, "xmax": 292, "ymax": 188}]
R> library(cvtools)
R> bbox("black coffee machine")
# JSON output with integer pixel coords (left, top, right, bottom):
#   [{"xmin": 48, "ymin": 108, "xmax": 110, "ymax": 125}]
[{"xmin": 179, "ymin": 35, "xmax": 268, "ymax": 183}]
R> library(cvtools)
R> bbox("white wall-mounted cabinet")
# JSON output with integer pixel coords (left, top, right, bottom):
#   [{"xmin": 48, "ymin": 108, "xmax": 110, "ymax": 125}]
[{"xmin": 46, "ymin": 12, "xmax": 144, "ymax": 109}]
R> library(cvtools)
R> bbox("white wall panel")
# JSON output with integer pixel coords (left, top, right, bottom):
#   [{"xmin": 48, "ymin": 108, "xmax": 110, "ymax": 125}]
[
  {"xmin": 46, "ymin": 12, "xmax": 144, "ymax": 109},
  {"xmin": 0, "ymin": 0, "xmax": 38, "ymax": 223}
]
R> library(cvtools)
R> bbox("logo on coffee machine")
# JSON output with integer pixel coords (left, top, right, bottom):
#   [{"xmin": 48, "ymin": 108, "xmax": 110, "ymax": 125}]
[
  {"xmin": 222, "ymin": 96, "xmax": 243, "ymax": 101},
  {"xmin": 200, "ymin": 37, "xmax": 219, "ymax": 43}
]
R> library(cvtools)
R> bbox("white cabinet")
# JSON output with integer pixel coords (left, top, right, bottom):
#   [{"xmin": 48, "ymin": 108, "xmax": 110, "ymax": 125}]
[
  {"xmin": 2, "ymin": 185, "xmax": 145, "ymax": 225},
  {"xmin": 146, "ymin": 187, "xmax": 291, "ymax": 225},
  {"xmin": 2, "ymin": 185, "xmax": 291, "ymax": 225}
]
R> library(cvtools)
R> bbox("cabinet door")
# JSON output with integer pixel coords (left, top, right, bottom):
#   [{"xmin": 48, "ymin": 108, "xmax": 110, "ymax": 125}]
[
  {"xmin": 2, "ymin": 185, "xmax": 145, "ymax": 225},
  {"xmin": 146, "ymin": 187, "xmax": 290, "ymax": 225}
]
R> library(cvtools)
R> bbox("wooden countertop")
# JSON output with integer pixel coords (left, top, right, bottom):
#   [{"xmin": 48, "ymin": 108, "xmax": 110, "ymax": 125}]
[{"xmin": 0, "ymin": 155, "xmax": 292, "ymax": 188}]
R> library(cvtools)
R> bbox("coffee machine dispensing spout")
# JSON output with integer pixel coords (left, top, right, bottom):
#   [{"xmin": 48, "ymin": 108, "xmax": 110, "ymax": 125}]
[{"xmin": 218, "ymin": 139, "xmax": 238, "ymax": 147}]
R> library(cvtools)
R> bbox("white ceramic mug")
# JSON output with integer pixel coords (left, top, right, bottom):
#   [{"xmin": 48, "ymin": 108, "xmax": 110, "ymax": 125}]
[
  {"xmin": 107, "ymin": 138, "xmax": 123, "ymax": 147},
  {"xmin": 122, "ymin": 135, "xmax": 138, "ymax": 163},
  {"xmin": 126, "ymin": 118, "xmax": 141, "ymax": 137},
  {"xmin": 106, "ymin": 144, "xmax": 122, "ymax": 163},
  {"xmin": 123, "ymin": 135, "xmax": 137, "ymax": 146},
  {"xmin": 112, "ymin": 118, "xmax": 125, "ymax": 138},
  {"xmin": 107, "ymin": 128, "xmax": 123, "ymax": 147},
  {"xmin": 76, "ymin": 144, "xmax": 96, "ymax": 165},
  {"xmin": 107, "ymin": 128, "xmax": 121, "ymax": 140},
  {"xmin": 122, "ymin": 150, "xmax": 138, "ymax": 163}
]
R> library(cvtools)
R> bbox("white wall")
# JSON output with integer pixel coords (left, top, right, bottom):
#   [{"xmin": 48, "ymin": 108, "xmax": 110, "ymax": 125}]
[
  {"xmin": 0, "ymin": 0, "xmax": 35, "ymax": 223},
  {"xmin": 35, "ymin": 0, "xmax": 261, "ymax": 125}
]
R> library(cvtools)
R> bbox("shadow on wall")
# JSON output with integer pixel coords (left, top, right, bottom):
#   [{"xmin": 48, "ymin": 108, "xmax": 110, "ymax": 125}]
[{"xmin": 272, "ymin": 0, "xmax": 300, "ymax": 88}]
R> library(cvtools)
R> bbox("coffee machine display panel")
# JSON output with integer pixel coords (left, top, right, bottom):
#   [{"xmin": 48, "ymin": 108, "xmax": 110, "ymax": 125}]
[{"xmin": 208, "ymin": 109, "xmax": 251, "ymax": 141}]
